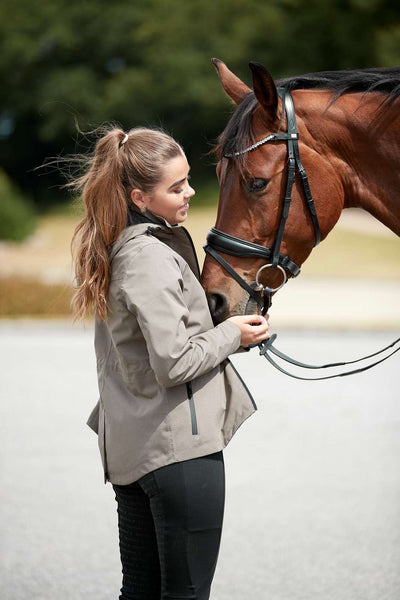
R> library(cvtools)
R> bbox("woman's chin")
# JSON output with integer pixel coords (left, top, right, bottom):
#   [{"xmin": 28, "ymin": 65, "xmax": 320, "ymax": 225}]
[{"xmin": 176, "ymin": 209, "xmax": 189, "ymax": 222}]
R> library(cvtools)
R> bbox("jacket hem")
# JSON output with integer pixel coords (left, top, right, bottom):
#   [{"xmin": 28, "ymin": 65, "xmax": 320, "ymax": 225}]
[{"xmin": 105, "ymin": 440, "xmax": 232, "ymax": 485}]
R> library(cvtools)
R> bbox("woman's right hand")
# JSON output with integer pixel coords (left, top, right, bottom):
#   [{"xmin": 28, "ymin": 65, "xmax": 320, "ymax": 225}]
[{"xmin": 227, "ymin": 314, "xmax": 270, "ymax": 347}]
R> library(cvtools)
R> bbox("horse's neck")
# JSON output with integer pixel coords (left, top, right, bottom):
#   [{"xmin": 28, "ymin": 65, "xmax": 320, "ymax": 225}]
[{"xmin": 303, "ymin": 91, "xmax": 400, "ymax": 236}]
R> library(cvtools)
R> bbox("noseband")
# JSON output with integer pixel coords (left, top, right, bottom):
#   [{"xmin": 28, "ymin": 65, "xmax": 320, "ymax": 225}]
[{"xmin": 204, "ymin": 89, "xmax": 321, "ymax": 314}]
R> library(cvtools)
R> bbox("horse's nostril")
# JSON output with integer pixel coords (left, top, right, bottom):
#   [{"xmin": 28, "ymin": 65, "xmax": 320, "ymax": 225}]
[{"xmin": 208, "ymin": 293, "xmax": 229, "ymax": 325}]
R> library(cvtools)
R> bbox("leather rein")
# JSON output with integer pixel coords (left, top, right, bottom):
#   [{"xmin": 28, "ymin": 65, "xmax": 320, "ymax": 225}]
[{"xmin": 204, "ymin": 89, "xmax": 400, "ymax": 380}]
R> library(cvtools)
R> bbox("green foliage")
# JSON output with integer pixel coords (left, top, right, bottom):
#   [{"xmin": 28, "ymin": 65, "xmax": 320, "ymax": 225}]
[
  {"xmin": 0, "ymin": 170, "xmax": 36, "ymax": 241},
  {"xmin": 0, "ymin": 0, "xmax": 399, "ymax": 207}
]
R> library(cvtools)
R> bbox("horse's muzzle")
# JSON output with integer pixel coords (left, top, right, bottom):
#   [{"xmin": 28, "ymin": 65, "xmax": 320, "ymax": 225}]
[{"xmin": 207, "ymin": 292, "xmax": 230, "ymax": 325}]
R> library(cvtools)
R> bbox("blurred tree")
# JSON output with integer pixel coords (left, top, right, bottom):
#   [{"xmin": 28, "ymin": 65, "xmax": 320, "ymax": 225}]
[
  {"xmin": 0, "ymin": 169, "xmax": 36, "ymax": 241},
  {"xmin": 0, "ymin": 0, "xmax": 398, "ymax": 208}
]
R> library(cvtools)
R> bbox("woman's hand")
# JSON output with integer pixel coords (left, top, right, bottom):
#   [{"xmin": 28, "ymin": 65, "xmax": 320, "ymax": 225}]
[{"xmin": 227, "ymin": 314, "xmax": 270, "ymax": 347}]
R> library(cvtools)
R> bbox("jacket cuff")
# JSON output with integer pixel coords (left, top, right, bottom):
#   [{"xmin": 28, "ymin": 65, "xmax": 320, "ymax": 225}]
[{"xmin": 214, "ymin": 319, "xmax": 242, "ymax": 355}]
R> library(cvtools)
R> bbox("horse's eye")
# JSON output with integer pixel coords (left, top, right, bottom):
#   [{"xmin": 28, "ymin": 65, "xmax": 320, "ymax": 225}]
[{"xmin": 247, "ymin": 178, "xmax": 269, "ymax": 193}]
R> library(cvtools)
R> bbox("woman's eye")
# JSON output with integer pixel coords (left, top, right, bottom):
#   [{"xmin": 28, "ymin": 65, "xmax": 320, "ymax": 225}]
[{"xmin": 247, "ymin": 178, "xmax": 269, "ymax": 193}]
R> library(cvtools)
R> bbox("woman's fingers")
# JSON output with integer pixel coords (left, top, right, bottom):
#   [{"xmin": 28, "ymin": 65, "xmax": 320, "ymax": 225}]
[
  {"xmin": 240, "ymin": 314, "xmax": 267, "ymax": 325},
  {"xmin": 247, "ymin": 322, "xmax": 270, "ymax": 342},
  {"xmin": 226, "ymin": 314, "xmax": 270, "ymax": 346}
]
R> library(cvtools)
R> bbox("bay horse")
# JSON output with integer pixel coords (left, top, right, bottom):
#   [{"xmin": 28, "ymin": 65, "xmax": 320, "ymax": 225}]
[{"xmin": 202, "ymin": 59, "xmax": 400, "ymax": 324}]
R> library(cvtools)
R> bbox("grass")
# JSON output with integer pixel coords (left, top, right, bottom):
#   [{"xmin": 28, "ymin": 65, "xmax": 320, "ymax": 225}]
[
  {"xmin": 296, "ymin": 228, "xmax": 400, "ymax": 279},
  {"xmin": 0, "ymin": 277, "xmax": 73, "ymax": 318},
  {"xmin": 0, "ymin": 203, "xmax": 399, "ymax": 317}
]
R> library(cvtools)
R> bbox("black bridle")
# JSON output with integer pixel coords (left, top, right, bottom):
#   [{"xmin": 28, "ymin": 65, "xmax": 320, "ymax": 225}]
[
  {"xmin": 204, "ymin": 89, "xmax": 400, "ymax": 379},
  {"xmin": 205, "ymin": 89, "xmax": 320, "ymax": 316}
]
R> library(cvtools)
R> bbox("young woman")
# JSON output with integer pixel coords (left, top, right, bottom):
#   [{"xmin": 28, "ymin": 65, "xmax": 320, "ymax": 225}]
[{"xmin": 71, "ymin": 126, "xmax": 269, "ymax": 600}]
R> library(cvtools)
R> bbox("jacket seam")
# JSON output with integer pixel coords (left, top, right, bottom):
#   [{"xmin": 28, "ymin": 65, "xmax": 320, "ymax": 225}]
[{"xmin": 227, "ymin": 358, "xmax": 257, "ymax": 410}]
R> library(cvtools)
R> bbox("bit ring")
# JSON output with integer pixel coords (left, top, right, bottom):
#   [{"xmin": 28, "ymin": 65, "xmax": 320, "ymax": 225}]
[{"xmin": 255, "ymin": 263, "xmax": 287, "ymax": 293}]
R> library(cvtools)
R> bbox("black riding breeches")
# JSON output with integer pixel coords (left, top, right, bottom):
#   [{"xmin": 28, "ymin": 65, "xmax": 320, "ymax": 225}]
[{"xmin": 113, "ymin": 452, "xmax": 225, "ymax": 600}]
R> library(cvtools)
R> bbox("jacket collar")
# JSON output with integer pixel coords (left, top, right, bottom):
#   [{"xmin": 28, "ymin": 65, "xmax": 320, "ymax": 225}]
[
  {"xmin": 109, "ymin": 208, "xmax": 201, "ymax": 281},
  {"xmin": 126, "ymin": 208, "xmax": 176, "ymax": 229},
  {"xmin": 108, "ymin": 209, "xmax": 167, "ymax": 260}
]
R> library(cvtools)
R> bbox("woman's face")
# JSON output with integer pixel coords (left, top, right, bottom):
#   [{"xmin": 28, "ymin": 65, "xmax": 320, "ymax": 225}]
[{"xmin": 140, "ymin": 153, "xmax": 195, "ymax": 225}]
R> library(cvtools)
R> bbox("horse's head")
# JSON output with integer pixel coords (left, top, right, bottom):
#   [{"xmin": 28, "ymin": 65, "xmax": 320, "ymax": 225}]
[{"xmin": 202, "ymin": 59, "xmax": 344, "ymax": 323}]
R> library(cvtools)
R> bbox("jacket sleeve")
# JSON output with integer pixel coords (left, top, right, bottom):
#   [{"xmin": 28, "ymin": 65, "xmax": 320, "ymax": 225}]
[{"xmin": 120, "ymin": 241, "xmax": 242, "ymax": 388}]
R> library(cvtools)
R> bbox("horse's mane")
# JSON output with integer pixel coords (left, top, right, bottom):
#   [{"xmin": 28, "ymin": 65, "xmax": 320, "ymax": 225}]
[
  {"xmin": 278, "ymin": 67, "xmax": 400, "ymax": 98},
  {"xmin": 217, "ymin": 67, "xmax": 400, "ymax": 162}
]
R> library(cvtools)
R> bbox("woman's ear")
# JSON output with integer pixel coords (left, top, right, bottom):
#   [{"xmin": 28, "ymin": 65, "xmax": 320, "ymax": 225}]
[{"xmin": 130, "ymin": 189, "xmax": 147, "ymax": 212}]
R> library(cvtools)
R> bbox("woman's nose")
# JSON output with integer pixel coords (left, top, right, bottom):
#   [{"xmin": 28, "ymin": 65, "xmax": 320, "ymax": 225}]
[{"xmin": 186, "ymin": 184, "xmax": 195, "ymax": 198}]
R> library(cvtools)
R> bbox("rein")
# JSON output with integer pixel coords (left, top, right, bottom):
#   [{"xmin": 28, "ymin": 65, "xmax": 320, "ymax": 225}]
[
  {"xmin": 204, "ymin": 89, "xmax": 400, "ymax": 380},
  {"xmin": 254, "ymin": 334, "xmax": 400, "ymax": 381}
]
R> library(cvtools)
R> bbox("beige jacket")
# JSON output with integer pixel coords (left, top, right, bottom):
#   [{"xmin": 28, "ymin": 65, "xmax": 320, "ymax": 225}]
[{"xmin": 87, "ymin": 212, "xmax": 256, "ymax": 484}]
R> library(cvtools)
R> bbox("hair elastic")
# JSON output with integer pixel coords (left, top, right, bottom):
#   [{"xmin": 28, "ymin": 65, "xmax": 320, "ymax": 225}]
[{"xmin": 119, "ymin": 133, "xmax": 129, "ymax": 148}]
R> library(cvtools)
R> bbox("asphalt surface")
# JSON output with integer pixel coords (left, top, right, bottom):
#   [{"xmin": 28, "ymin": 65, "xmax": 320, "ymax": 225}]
[{"xmin": 1, "ymin": 322, "xmax": 399, "ymax": 600}]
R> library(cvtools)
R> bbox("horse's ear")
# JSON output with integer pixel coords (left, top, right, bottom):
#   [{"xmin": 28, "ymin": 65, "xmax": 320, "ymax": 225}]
[
  {"xmin": 212, "ymin": 58, "xmax": 251, "ymax": 105},
  {"xmin": 249, "ymin": 62, "xmax": 278, "ymax": 121}
]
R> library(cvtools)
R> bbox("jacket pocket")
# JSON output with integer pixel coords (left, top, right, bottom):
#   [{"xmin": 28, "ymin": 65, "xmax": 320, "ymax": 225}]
[{"xmin": 186, "ymin": 381, "xmax": 198, "ymax": 435}]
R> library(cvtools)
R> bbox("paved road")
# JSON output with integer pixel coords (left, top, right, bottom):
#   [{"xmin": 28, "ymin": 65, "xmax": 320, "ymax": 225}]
[{"xmin": 1, "ymin": 323, "xmax": 399, "ymax": 600}]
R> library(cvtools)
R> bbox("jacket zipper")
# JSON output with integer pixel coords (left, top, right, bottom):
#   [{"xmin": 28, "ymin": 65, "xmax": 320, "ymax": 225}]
[{"xmin": 186, "ymin": 381, "xmax": 198, "ymax": 435}]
